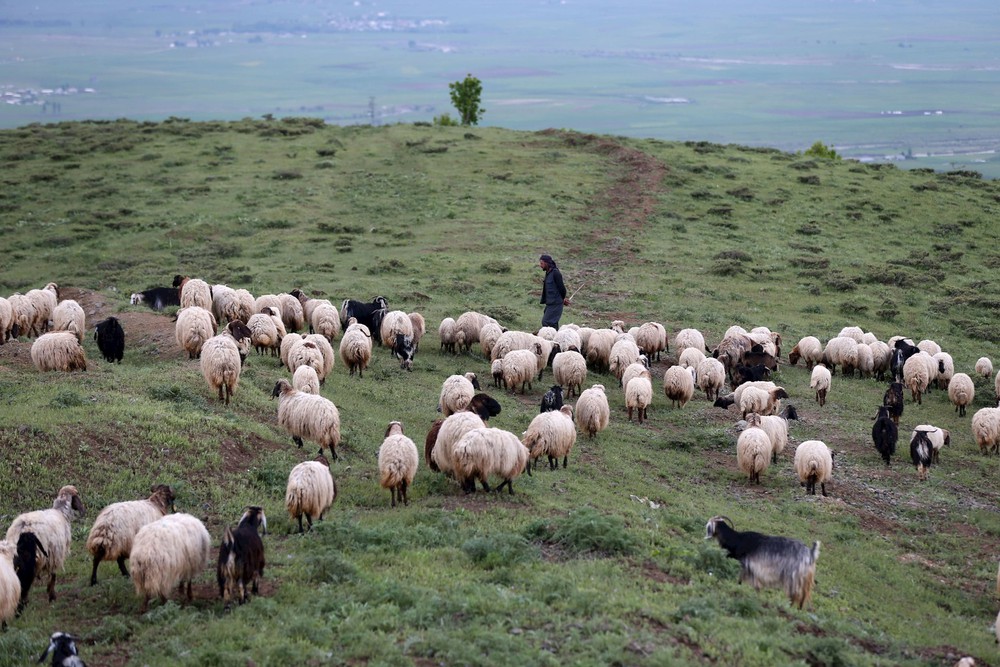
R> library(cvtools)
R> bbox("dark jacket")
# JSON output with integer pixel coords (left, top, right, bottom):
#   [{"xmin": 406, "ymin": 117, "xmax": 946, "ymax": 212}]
[{"xmin": 541, "ymin": 267, "xmax": 566, "ymax": 305}]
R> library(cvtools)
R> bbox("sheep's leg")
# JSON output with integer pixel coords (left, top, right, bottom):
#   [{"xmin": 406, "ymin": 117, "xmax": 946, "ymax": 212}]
[
  {"xmin": 305, "ymin": 514, "xmax": 314, "ymax": 531},
  {"xmin": 549, "ymin": 456, "xmax": 557, "ymax": 470},
  {"xmin": 627, "ymin": 407, "xmax": 633, "ymax": 421},
  {"xmin": 401, "ymin": 480, "xmax": 409, "ymax": 506},
  {"xmin": 479, "ymin": 478, "xmax": 491, "ymax": 492},
  {"xmin": 390, "ymin": 487, "xmax": 397, "ymax": 508},
  {"xmin": 117, "ymin": 556, "xmax": 130, "ymax": 578},
  {"xmin": 821, "ymin": 482, "xmax": 827, "ymax": 497},
  {"xmin": 47, "ymin": 573, "xmax": 57, "ymax": 602},
  {"xmin": 140, "ymin": 595, "xmax": 150, "ymax": 614},
  {"xmin": 90, "ymin": 547, "xmax": 105, "ymax": 585},
  {"xmin": 293, "ymin": 436, "xmax": 304, "ymax": 448},
  {"xmin": 297, "ymin": 514, "xmax": 304, "ymax": 533}
]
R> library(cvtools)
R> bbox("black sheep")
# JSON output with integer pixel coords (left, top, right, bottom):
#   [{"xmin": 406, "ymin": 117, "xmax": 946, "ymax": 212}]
[
  {"xmin": 871, "ymin": 405, "xmax": 898, "ymax": 466},
  {"xmin": 93, "ymin": 317, "xmax": 125, "ymax": 364},
  {"xmin": 217, "ymin": 506, "xmax": 266, "ymax": 610}
]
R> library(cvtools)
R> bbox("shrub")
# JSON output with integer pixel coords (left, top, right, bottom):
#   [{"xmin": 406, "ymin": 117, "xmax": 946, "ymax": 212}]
[{"xmin": 526, "ymin": 508, "xmax": 637, "ymax": 557}]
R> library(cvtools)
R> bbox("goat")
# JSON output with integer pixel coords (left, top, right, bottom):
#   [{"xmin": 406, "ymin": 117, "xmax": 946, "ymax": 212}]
[
  {"xmin": 731, "ymin": 363, "xmax": 771, "ymax": 388},
  {"xmin": 540, "ymin": 385, "xmax": 564, "ymax": 413},
  {"xmin": 392, "ymin": 332, "xmax": 415, "ymax": 371},
  {"xmin": 890, "ymin": 339, "xmax": 920, "ymax": 383},
  {"xmin": 37, "ymin": 632, "xmax": 87, "ymax": 667},
  {"xmin": 339, "ymin": 296, "xmax": 388, "ymax": 342},
  {"xmin": 704, "ymin": 515, "xmax": 819, "ymax": 609},
  {"xmin": 217, "ymin": 506, "xmax": 266, "ymax": 610},
  {"xmin": 129, "ymin": 286, "xmax": 180, "ymax": 311},
  {"xmin": 882, "ymin": 382, "xmax": 904, "ymax": 426},
  {"xmin": 93, "ymin": 317, "xmax": 125, "ymax": 364},
  {"xmin": 910, "ymin": 429, "xmax": 933, "ymax": 481},
  {"xmin": 871, "ymin": 405, "xmax": 898, "ymax": 466}
]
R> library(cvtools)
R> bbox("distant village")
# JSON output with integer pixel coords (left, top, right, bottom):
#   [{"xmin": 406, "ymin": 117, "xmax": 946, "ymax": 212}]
[{"xmin": 2, "ymin": 84, "xmax": 95, "ymax": 109}]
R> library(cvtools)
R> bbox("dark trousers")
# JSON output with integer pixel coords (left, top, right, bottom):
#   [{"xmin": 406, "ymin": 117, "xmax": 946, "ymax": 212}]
[{"xmin": 542, "ymin": 303, "xmax": 563, "ymax": 329}]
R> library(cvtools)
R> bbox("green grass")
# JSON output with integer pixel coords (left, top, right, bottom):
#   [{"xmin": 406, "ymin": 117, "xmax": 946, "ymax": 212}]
[{"xmin": 1, "ymin": 120, "xmax": 999, "ymax": 665}]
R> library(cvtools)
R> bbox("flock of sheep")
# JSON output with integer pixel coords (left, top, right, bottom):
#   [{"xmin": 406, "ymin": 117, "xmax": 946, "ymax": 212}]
[{"xmin": 3, "ymin": 277, "xmax": 999, "ymax": 662}]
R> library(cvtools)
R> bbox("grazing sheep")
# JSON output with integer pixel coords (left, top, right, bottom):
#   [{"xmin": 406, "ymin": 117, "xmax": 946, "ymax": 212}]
[
  {"xmin": 51, "ymin": 299, "xmax": 85, "ymax": 342},
  {"xmin": 635, "ymin": 321, "xmax": 668, "ymax": 361},
  {"xmin": 130, "ymin": 513, "xmax": 211, "ymax": 613},
  {"xmin": 913, "ymin": 424, "xmax": 949, "ymax": 464},
  {"xmin": 917, "ymin": 339, "xmax": 941, "ymax": 357},
  {"xmin": 408, "ymin": 312, "xmax": 426, "ymax": 351},
  {"xmin": 536, "ymin": 326, "xmax": 557, "ymax": 341},
  {"xmin": 339, "ymin": 318, "xmax": 373, "ymax": 378},
  {"xmin": 304, "ymin": 333, "xmax": 335, "ymax": 381},
  {"xmin": 810, "ymin": 364, "xmax": 831, "ymax": 407},
  {"xmin": 285, "ymin": 456, "xmax": 337, "ymax": 533},
  {"xmin": 794, "ymin": 440, "xmax": 833, "ymax": 496},
  {"xmin": 292, "ymin": 365, "xmax": 321, "ymax": 394},
  {"xmin": 553, "ymin": 349, "xmax": 587, "ymax": 398},
  {"xmin": 289, "ymin": 289, "xmax": 329, "ymax": 329},
  {"xmin": 279, "ymin": 332, "xmax": 303, "ymax": 369},
  {"xmin": 823, "ymin": 335, "xmax": 859, "ymax": 377},
  {"xmin": 491, "ymin": 358, "xmax": 505, "ymax": 389},
  {"xmin": 737, "ymin": 427, "xmax": 771, "ymax": 484},
  {"xmin": 575, "ymin": 384, "xmax": 610, "ymax": 438},
  {"xmin": 675, "ymin": 328, "xmax": 706, "ymax": 354},
  {"xmin": 869, "ymin": 340, "xmax": 892, "ymax": 381},
  {"xmin": 287, "ymin": 339, "xmax": 325, "ymax": 382},
  {"xmin": 663, "ymin": 365, "xmax": 696, "ymax": 409},
  {"xmin": 438, "ymin": 317, "xmax": 458, "ymax": 354},
  {"xmin": 582, "ymin": 328, "xmax": 615, "ymax": 371},
  {"xmin": 7, "ymin": 293, "xmax": 37, "ymax": 339},
  {"xmin": 747, "ymin": 407, "xmax": 797, "ymax": 463},
  {"xmin": 429, "ymin": 411, "xmax": 486, "ymax": 476},
  {"xmin": 311, "ymin": 302, "xmax": 342, "ymax": 342},
  {"xmin": 996, "ymin": 370, "xmax": 1000, "ymax": 406},
  {"xmin": 255, "ymin": 293, "xmax": 282, "ymax": 318},
  {"xmin": 378, "ymin": 422, "xmax": 419, "ymax": 507},
  {"xmin": 713, "ymin": 333, "xmax": 755, "ymax": 379},
  {"xmin": 173, "ymin": 276, "xmax": 212, "ymax": 311},
  {"xmin": 271, "ymin": 379, "xmax": 341, "ymax": 459},
  {"xmin": 455, "ymin": 311, "xmax": 497, "ymax": 353},
  {"xmin": 0, "ymin": 296, "xmax": 12, "ymax": 343},
  {"xmin": 26, "ymin": 283, "xmax": 59, "ymax": 336},
  {"xmin": 175, "ymin": 306, "xmax": 217, "ymax": 360},
  {"xmin": 380, "ymin": 310, "xmax": 414, "ymax": 348},
  {"xmin": 738, "ymin": 385, "xmax": 788, "ymax": 419},
  {"xmin": 247, "ymin": 310, "xmax": 282, "ymax": 357},
  {"xmin": 933, "ymin": 351, "xmax": 954, "ymax": 390},
  {"xmin": 86, "ymin": 484, "xmax": 175, "ymax": 586},
  {"xmin": 502, "ymin": 349, "xmax": 537, "ymax": 394},
  {"xmin": 490, "ymin": 329, "xmax": 538, "ymax": 362},
  {"xmin": 902, "ymin": 353, "xmax": 931, "ymax": 404},
  {"xmin": 277, "ymin": 293, "xmax": 305, "ymax": 334},
  {"xmin": 523, "ymin": 405, "xmax": 576, "ymax": 472},
  {"xmin": 480, "ymin": 321, "xmax": 506, "ymax": 358},
  {"xmin": 94, "ymin": 317, "xmax": 125, "ymax": 364},
  {"xmin": 704, "ymin": 517, "xmax": 820, "ymax": 608},
  {"xmin": 553, "ymin": 327, "xmax": 583, "ymax": 357},
  {"xmin": 217, "ymin": 506, "xmax": 266, "ymax": 610},
  {"xmin": 975, "ymin": 357, "xmax": 993, "ymax": 379},
  {"xmin": 838, "ymin": 326, "xmax": 864, "ymax": 343},
  {"xmin": 855, "ymin": 343, "xmax": 874, "ymax": 378},
  {"xmin": 5, "ymin": 486, "xmax": 85, "ymax": 605},
  {"xmin": 626, "ymin": 374, "xmax": 653, "ymax": 424},
  {"xmin": 609, "ymin": 336, "xmax": 641, "ymax": 385},
  {"xmin": 788, "ymin": 336, "xmax": 823, "ymax": 369},
  {"xmin": 948, "ymin": 373, "xmax": 975, "ymax": 417},
  {"xmin": 439, "ymin": 372, "xmax": 480, "ymax": 417},
  {"xmin": 972, "ymin": 407, "xmax": 1000, "ymax": 455},
  {"xmin": 691, "ymin": 357, "xmax": 723, "ymax": 401},
  {"xmin": 452, "ymin": 427, "xmax": 530, "ymax": 494},
  {"xmin": 871, "ymin": 405, "xmax": 898, "ymax": 466},
  {"xmin": 129, "ymin": 286, "xmax": 180, "ymax": 312},
  {"xmin": 30, "ymin": 332, "xmax": 87, "ymax": 372},
  {"xmin": 210, "ymin": 284, "xmax": 239, "ymax": 325},
  {"xmin": 678, "ymin": 346, "xmax": 707, "ymax": 370},
  {"xmin": 200, "ymin": 321, "xmax": 253, "ymax": 405},
  {"xmin": 909, "ymin": 429, "xmax": 934, "ymax": 481}
]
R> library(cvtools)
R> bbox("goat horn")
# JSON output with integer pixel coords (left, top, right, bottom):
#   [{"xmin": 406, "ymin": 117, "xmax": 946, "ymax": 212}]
[{"xmin": 714, "ymin": 515, "xmax": 735, "ymax": 529}]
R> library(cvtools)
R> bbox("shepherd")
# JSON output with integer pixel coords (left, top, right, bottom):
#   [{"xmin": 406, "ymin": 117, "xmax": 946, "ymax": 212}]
[{"xmin": 539, "ymin": 254, "xmax": 571, "ymax": 329}]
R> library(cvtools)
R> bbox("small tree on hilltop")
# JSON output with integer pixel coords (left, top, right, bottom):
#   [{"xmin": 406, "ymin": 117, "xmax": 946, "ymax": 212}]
[
  {"xmin": 803, "ymin": 141, "xmax": 840, "ymax": 160},
  {"xmin": 449, "ymin": 74, "xmax": 485, "ymax": 126}
]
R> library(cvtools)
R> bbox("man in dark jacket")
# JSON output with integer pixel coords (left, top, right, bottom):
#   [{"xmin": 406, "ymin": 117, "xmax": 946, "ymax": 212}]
[{"xmin": 539, "ymin": 254, "xmax": 570, "ymax": 328}]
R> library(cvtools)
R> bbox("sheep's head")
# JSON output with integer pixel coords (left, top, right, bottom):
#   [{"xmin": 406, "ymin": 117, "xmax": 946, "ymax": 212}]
[
  {"xmin": 150, "ymin": 484, "xmax": 176, "ymax": 513},
  {"xmin": 55, "ymin": 485, "xmax": 85, "ymax": 518},
  {"xmin": 385, "ymin": 421, "xmax": 404, "ymax": 438},
  {"xmin": 271, "ymin": 379, "xmax": 292, "ymax": 399}
]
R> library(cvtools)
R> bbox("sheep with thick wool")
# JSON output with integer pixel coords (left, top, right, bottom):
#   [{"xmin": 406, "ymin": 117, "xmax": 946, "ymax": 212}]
[
  {"xmin": 439, "ymin": 372, "xmax": 480, "ymax": 416},
  {"xmin": 277, "ymin": 293, "xmax": 305, "ymax": 333},
  {"xmin": 553, "ymin": 327, "xmax": 583, "ymax": 356},
  {"xmin": 279, "ymin": 332, "xmax": 303, "ymax": 369},
  {"xmin": 575, "ymin": 384, "xmax": 610, "ymax": 438},
  {"xmin": 933, "ymin": 351, "xmax": 954, "ymax": 390},
  {"xmin": 553, "ymin": 349, "xmax": 587, "ymax": 398},
  {"xmin": 429, "ymin": 411, "xmax": 486, "ymax": 475},
  {"xmin": 869, "ymin": 340, "xmax": 892, "ymax": 381},
  {"xmin": 0, "ymin": 539, "xmax": 23, "ymax": 627},
  {"xmin": 5, "ymin": 486, "xmax": 85, "ymax": 604},
  {"xmin": 678, "ymin": 346, "xmax": 706, "ymax": 370},
  {"xmin": 287, "ymin": 339, "xmax": 326, "ymax": 382},
  {"xmin": 523, "ymin": 405, "xmax": 576, "ymax": 472},
  {"xmin": 903, "ymin": 353, "xmax": 931, "ymax": 404},
  {"xmin": 455, "ymin": 311, "xmax": 498, "ymax": 353},
  {"xmin": 339, "ymin": 318, "xmax": 373, "ymax": 377},
  {"xmin": 311, "ymin": 302, "xmax": 342, "ymax": 342},
  {"xmin": 584, "ymin": 328, "xmax": 617, "ymax": 372},
  {"xmin": 175, "ymin": 306, "xmax": 217, "ymax": 360},
  {"xmin": 247, "ymin": 308, "xmax": 282, "ymax": 357},
  {"xmin": 285, "ymin": 455, "xmax": 337, "ymax": 533},
  {"xmin": 490, "ymin": 330, "xmax": 538, "ymax": 362},
  {"xmin": 174, "ymin": 276, "xmax": 212, "ymax": 311},
  {"xmin": 746, "ymin": 409, "xmax": 794, "ymax": 463},
  {"xmin": 380, "ymin": 310, "xmax": 414, "ymax": 348},
  {"xmin": 255, "ymin": 294, "xmax": 282, "ymax": 317},
  {"xmin": 626, "ymin": 374, "xmax": 653, "ymax": 424},
  {"xmin": 25, "ymin": 283, "xmax": 59, "ymax": 336},
  {"xmin": 7, "ymin": 293, "xmax": 37, "ymax": 339},
  {"xmin": 810, "ymin": 364, "xmax": 831, "ymax": 407},
  {"xmin": 620, "ymin": 357, "xmax": 649, "ymax": 393},
  {"xmin": 289, "ymin": 289, "xmax": 329, "ymax": 327},
  {"xmin": 304, "ymin": 333, "xmax": 335, "ymax": 381},
  {"xmin": 609, "ymin": 336, "xmax": 641, "ymax": 385},
  {"xmin": 0, "ymin": 296, "xmax": 13, "ymax": 342},
  {"xmin": 972, "ymin": 407, "xmax": 1000, "ymax": 455},
  {"xmin": 30, "ymin": 332, "xmax": 87, "ymax": 372},
  {"xmin": 210, "ymin": 284, "xmax": 241, "ymax": 325},
  {"xmin": 51, "ymin": 299, "xmax": 85, "ymax": 343},
  {"xmin": 663, "ymin": 365, "xmax": 696, "ymax": 409},
  {"xmin": 738, "ymin": 385, "xmax": 789, "ymax": 418},
  {"xmin": 438, "ymin": 317, "xmax": 458, "ymax": 354},
  {"xmin": 635, "ymin": 321, "xmax": 668, "ymax": 361},
  {"xmin": 293, "ymin": 365, "xmax": 321, "ymax": 394},
  {"xmin": 130, "ymin": 512, "xmax": 210, "ymax": 613},
  {"xmin": 480, "ymin": 321, "xmax": 506, "ymax": 358},
  {"xmin": 975, "ymin": 357, "xmax": 993, "ymax": 379},
  {"xmin": 200, "ymin": 321, "xmax": 252, "ymax": 405},
  {"xmin": 271, "ymin": 379, "xmax": 341, "ymax": 458},
  {"xmin": 821, "ymin": 336, "xmax": 857, "ymax": 376},
  {"xmin": 378, "ymin": 422, "xmax": 419, "ymax": 507},
  {"xmin": 788, "ymin": 336, "xmax": 823, "ymax": 369},
  {"xmin": 452, "ymin": 427, "xmax": 529, "ymax": 494},
  {"xmin": 794, "ymin": 440, "xmax": 833, "ymax": 496},
  {"xmin": 502, "ymin": 349, "xmax": 537, "ymax": 394},
  {"xmin": 408, "ymin": 312, "xmax": 426, "ymax": 351},
  {"xmin": 737, "ymin": 427, "xmax": 771, "ymax": 485},
  {"xmin": 674, "ymin": 328, "xmax": 706, "ymax": 355},
  {"xmin": 697, "ymin": 357, "xmax": 726, "ymax": 401},
  {"xmin": 86, "ymin": 484, "xmax": 175, "ymax": 586},
  {"xmin": 947, "ymin": 373, "xmax": 975, "ymax": 417}
]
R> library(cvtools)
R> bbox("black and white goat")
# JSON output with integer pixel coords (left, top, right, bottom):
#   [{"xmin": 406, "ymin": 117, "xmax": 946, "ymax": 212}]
[
  {"xmin": 540, "ymin": 385, "xmax": 564, "ymax": 413},
  {"xmin": 890, "ymin": 339, "xmax": 920, "ymax": 383},
  {"xmin": 910, "ymin": 429, "xmax": 933, "ymax": 481},
  {"xmin": 871, "ymin": 405, "xmax": 898, "ymax": 466},
  {"xmin": 340, "ymin": 296, "xmax": 388, "ymax": 342},
  {"xmin": 392, "ymin": 333, "xmax": 416, "ymax": 371},
  {"xmin": 93, "ymin": 317, "xmax": 125, "ymax": 364},
  {"xmin": 37, "ymin": 632, "xmax": 87, "ymax": 667},
  {"xmin": 217, "ymin": 506, "xmax": 266, "ymax": 610},
  {"xmin": 129, "ymin": 286, "xmax": 180, "ymax": 311},
  {"xmin": 704, "ymin": 515, "xmax": 820, "ymax": 609}
]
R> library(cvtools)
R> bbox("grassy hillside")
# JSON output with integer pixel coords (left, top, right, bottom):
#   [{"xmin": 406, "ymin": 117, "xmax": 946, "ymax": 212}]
[{"xmin": 1, "ymin": 119, "xmax": 1000, "ymax": 666}]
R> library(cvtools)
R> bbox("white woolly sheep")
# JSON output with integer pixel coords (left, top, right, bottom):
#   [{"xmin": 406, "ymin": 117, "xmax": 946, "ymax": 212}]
[
  {"xmin": 255, "ymin": 294, "xmax": 282, "ymax": 317},
  {"xmin": 861, "ymin": 331, "xmax": 878, "ymax": 345},
  {"xmin": 0, "ymin": 540, "xmax": 21, "ymax": 627},
  {"xmin": 675, "ymin": 328, "xmax": 706, "ymax": 355},
  {"xmin": 439, "ymin": 372, "xmax": 479, "ymax": 417},
  {"xmin": 913, "ymin": 424, "xmax": 949, "ymax": 464},
  {"xmin": 271, "ymin": 379, "xmax": 341, "ymax": 458},
  {"xmin": 5, "ymin": 485, "xmax": 85, "ymax": 603},
  {"xmin": 553, "ymin": 349, "xmax": 587, "ymax": 398},
  {"xmin": 724, "ymin": 325, "xmax": 747, "ymax": 338},
  {"xmin": 408, "ymin": 312, "xmax": 426, "ymax": 351},
  {"xmin": 490, "ymin": 329, "xmax": 538, "ymax": 362},
  {"xmin": 974, "ymin": 357, "xmax": 992, "ymax": 379},
  {"xmin": 823, "ymin": 336, "xmax": 859, "ymax": 377},
  {"xmin": 609, "ymin": 336, "xmax": 641, "ymax": 384},
  {"xmin": 293, "ymin": 365, "xmax": 321, "ymax": 394},
  {"xmin": 480, "ymin": 321, "xmax": 506, "ymax": 358},
  {"xmin": 584, "ymin": 328, "xmax": 617, "ymax": 372},
  {"xmin": 536, "ymin": 326, "xmax": 557, "ymax": 341},
  {"xmin": 738, "ymin": 385, "xmax": 788, "ymax": 418},
  {"xmin": 635, "ymin": 322, "xmax": 667, "ymax": 361},
  {"xmin": 933, "ymin": 351, "xmax": 954, "ymax": 390},
  {"xmin": 379, "ymin": 422, "xmax": 419, "ymax": 507},
  {"xmin": 713, "ymin": 333, "xmax": 754, "ymax": 377},
  {"xmin": 26, "ymin": 283, "xmax": 59, "ymax": 336},
  {"xmin": 678, "ymin": 346, "xmax": 707, "ymax": 369},
  {"xmin": 491, "ymin": 358, "xmax": 504, "ymax": 389},
  {"xmin": 737, "ymin": 427, "xmax": 771, "ymax": 484},
  {"xmin": 452, "ymin": 427, "xmax": 529, "ymax": 494},
  {"xmin": 287, "ymin": 339, "xmax": 325, "ymax": 382},
  {"xmin": 855, "ymin": 343, "xmax": 874, "ymax": 378},
  {"xmin": 278, "ymin": 293, "xmax": 306, "ymax": 333},
  {"xmin": 810, "ymin": 364, "xmax": 831, "ymax": 407},
  {"xmin": 7, "ymin": 293, "xmax": 37, "ymax": 339},
  {"xmin": 247, "ymin": 310, "xmax": 281, "ymax": 357},
  {"xmin": 289, "ymin": 289, "xmax": 330, "ymax": 328},
  {"xmin": 429, "ymin": 411, "xmax": 486, "ymax": 475},
  {"xmin": 200, "ymin": 321, "xmax": 252, "ymax": 405},
  {"xmin": 30, "ymin": 332, "xmax": 87, "ymax": 372},
  {"xmin": 51, "ymin": 299, "xmax": 85, "ymax": 342},
  {"xmin": 130, "ymin": 512, "xmax": 211, "ymax": 613},
  {"xmin": 746, "ymin": 410, "xmax": 792, "ymax": 463},
  {"xmin": 903, "ymin": 353, "xmax": 931, "ymax": 404},
  {"xmin": 210, "ymin": 284, "xmax": 238, "ymax": 324},
  {"xmin": 626, "ymin": 375, "xmax": 653, "ymax": 424},
  {"xmin": 575, "ymin": 384, "xmax": 610, "ymax": 438},
  {"xmin": 86, "ymin": 484, "xmax": 175, "ymax": 586},
  {"xmin": 917, "ymin": 339, "xmax": 941, "ymax": 357},
  {"xmin": 279, "ymin": 332, "xmax": 303, "ymax": 369},
  {"xmin": 996, "ymin": 370, "xmax": 1000, "ymax": 406},
  {"xmin": 532, "ymin": 338, "xmax": 554, "ymax": 381},
  {"xmin": 663, "ymin": 365, "xmax": 696, "ymax": 409},
  {"xmin": 438, "ymin": 317, "xmax": 458, "ymax": 354},
  {"xmin": 696, "ymin": 357, "xmax": 726, "ymax": 401},
  {"xmin": 621, "ymin": 358, "xmax": 650, "ymax": 394},
  {"xmin": 455, "ymin": 311, "xmax": 498, "ymax": 353},
  {"xmin": 232, "ymin": 288, "xmax": 256, "ymax": 324},
  {"xmin": 304, "ymin": 333, "xmax": 335, "ymax": 381},
  {"xmin": 339, "ymin": 319, "xmax": 373, "ymax": 378},
  {"xmin": 285, "ymin": 455, "xmax": 337, "ymax": 532},
  {"xmin": 175, "ymin": 276, "xmax": 212, "ymax": 311},
  {"xmin": 311, "ymin": 302, "xmax": 342, "ymax": 342},
  {"xmin": 972, "ymin": 407, "xmax": 1000, "ymax": 455},
  {"xmin": 554, "ymin": 327, "xmax": 583, "ymax": 357},
  {"xmin": 794, "ymin": 440, "xmax": 833, "ymax": 496},
  {"xmin": 0, "ymin": 296, "xmax": 13, "ymax": 342},
  {"xmin": 522, "ymin": 405, "xmax": 576, "ymax": 471},
  {"xmin": 837, "ymin": 326, "xmax": 864, "ymax": 343},
  {"xmin": 175, "ymin": 306, "xmax": 217, "ymax": 360},
  {"xmin": 869, "ymin": 340, "xmax": 892, "ymax": 381},
  {"xmin": 380, "ymin": 309, "xmax": 414, "ymax": 348},
  {"xmin": 502, "ymin": 349, "xmax": 537, "ymax": 394},
  {"xmin": 947, "ymin": 373, "xmax": 975, "ymax": 417}
]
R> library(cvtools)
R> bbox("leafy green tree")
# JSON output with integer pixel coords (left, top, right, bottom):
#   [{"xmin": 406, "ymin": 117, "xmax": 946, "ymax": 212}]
[
  {"xmin": 803, "ymin": 141, "xmax": 839, "ymax": 160},
  {"xmin": 449, "ymin": 74, "xmax": 485, "ymax": 126}
]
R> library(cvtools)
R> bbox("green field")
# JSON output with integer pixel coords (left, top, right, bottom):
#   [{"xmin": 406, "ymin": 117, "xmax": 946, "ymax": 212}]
[
  {"xmin": 2, "ymin": 0, "xmax": 999, "ymax": 176},
  {"xmin": 1, "ymin": 119, "xmax": 999, "ymax": 664}
]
